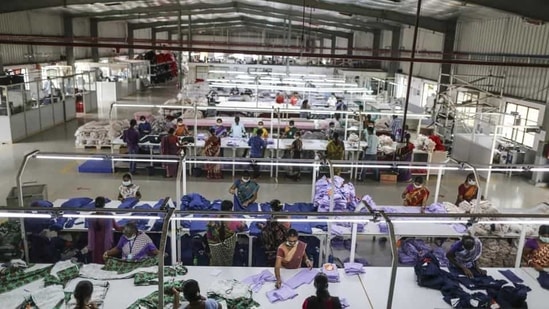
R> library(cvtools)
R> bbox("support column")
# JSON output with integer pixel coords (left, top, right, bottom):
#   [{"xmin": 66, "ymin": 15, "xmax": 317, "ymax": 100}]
[
  {"xmin": 63, "ymin": 14, "xmax": 74, "ymax": 67},
  {"xmin": 372, "ymin": 29, "xmax": 381, "ymax": 57},
  {"xmin": 331, "ymin": 35, "xmax": 336, "ymax": 56},
  {"xmin": 347, "ymin": 33, "xmax": 354, "ymax": 56},
  {"xmin": 319, "ymin": 38, "xmax": 324, "ymax": 55},
  {"xmin": 151, "ymin": 28, "xmax": 157, "ymax": 51},
  {"xmin": 388, "ymin": 26, "xmax": 402, "ymax": 77},
  {"xmin": 90, "ymin": 18, "xmax": 99, "ymax": 62},
  {"xmin": 187, "ymin": 15, "xmax": 192, "ymax": 62},
  {"xmin": 128, "ymin": 24, "xmax": 135, "ymax": 59},
  {"xmin": 439, "ymin": 19, "xmax": 457, "ymax": 93}
]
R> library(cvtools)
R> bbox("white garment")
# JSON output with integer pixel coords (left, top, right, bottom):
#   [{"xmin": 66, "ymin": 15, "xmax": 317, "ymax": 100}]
[
  {"xmin": 50, "ymin": 260, "xmax": 79, "ymax": 280},
  {"xmin": 230, "ymin": 123, "xmax": 246, "ymax": 138},
  {"xmin": 79, "ymin": 263, "xmax": 158, "ymax": 280},
  {"xmin": 31, "ymin": 285, "xmax": 65, "ymax": 309},
  {"xmin": 207, "ymin": 279, "xmax": 252, "ymax": 300}
]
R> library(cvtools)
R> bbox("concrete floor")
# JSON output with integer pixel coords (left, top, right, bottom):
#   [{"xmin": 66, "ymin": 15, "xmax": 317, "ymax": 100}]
[{"xmin": 1, "ymin": 82, "xmax": 548, "ymax": 210}]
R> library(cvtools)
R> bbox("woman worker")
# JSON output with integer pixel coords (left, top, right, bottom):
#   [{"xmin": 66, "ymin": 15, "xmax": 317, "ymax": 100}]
[
  {"xmin": 275, "ymin": 229, "xmax": 313, "ymax": 289},
  {"xmin": 103, "ymin": 222, "xmax": 159, "ymax": 261},
  {"xmin": 326, "ymin": 132, "xmax": 345, "ymax": 175},
  {"xmin": 302, "ymin": 273, "xmax": 342, "ymax": 309},
  {"xmin": 87, "ymin": 196, "xmax": 122, "ymax": 264},
  {"xmin": 402, "ymin": 176, "xmax": 430, "ymax": 212},
  {"xmin": 456, "ymin": 173, "xmax": 479, "ymax": 205},
  {"xmin": 228, "ymin": 171, "xmax": 260, "ymax": 209},
  {"xmin": 446, "ymin": 235, "xmax": 486, "ymax": 278},
  {"xmin": 161, "ymin": 128, "xmax": 181, "ymax": 178},
  {"xmin": 523, "ymin": 225, "xmax": 549, "ymax": 271},
  {"xmin": 118, "ymin": 173, "xmax": 142, "ymax": 201},
  {"xmin": 206, "ymin": 200, "xmax": 246, "ymax": 266}
]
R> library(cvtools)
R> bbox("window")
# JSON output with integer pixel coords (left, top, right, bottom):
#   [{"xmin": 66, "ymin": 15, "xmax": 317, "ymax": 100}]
[
  {"xmin": 456, "ymin": 91, "xmax": 479, "ymax": 104},
  {"xmin": 502, "ymin": 102, "xmax": 539, "ymax": 148}
]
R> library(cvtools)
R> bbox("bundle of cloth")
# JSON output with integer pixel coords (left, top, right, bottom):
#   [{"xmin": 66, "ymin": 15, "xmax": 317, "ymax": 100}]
[
  {"xmin": 302, "ymin": 131, "xmax": 327, "ymax": 140},
  {"xmin": 74, "ymin": 120, "xmax": 129, "ymax": 147},
  {"xmin": 347, "ymin": 133, "xmax": 360, "ymax": 142},
  {"xmin": 428, "ymin": 134, "xmax": 446, "ymax": 151},
  {"xmin": 414, "ymin": 134, "xmax": 436, "ymax": 152},
  {"xmin": 477, "ymin": 239, "xmax": 518, "ymax": 267},
  {"xmin": 378, "ymin": 134, "xmax": 394, "ymax": 147},
  {"xmin": 180, "ymin": 193, "xmax": 213, "ymax": 211},
  {"xmin": 321, "ymin": 263, "xmax": 340, "ymax": 283},
  {"xmin": 398, "ymin": 238, "xmax": 450, "ymax": 266},
  {"xmin": 314, "ymin": 176, "xmax": 359, "ymax": 212}
]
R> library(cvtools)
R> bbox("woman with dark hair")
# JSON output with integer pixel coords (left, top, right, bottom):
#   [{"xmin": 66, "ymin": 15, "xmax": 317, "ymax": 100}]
[
  {"xmin": 302, "ymin": 273, "xmax": 342, "ymax": 309},
  {"xmin": 87, "ymin": 196, "xmax": 121, "ymax": 264},
  {"xmin": 447, "ymin": 235, "xmax": 485, "ymax": 278},
  {"xmin": 173, "ymin": 279, "xmax": 221, "ymax": 309},
  {"xmin": 396, "ymin": 133, "xmax": 415, "ymax": 182},
  {"xmin": 161, "ymin": 127, "xmax": 180, "ymax": 178},
  {"xmin": 275, "ymin": 229, "xmax": 313, "ymax": 288},
  {"xmin": 456, "ymin": 173, "xmax": 479, "ymax": 205},
  {"xmin": 402, "ymin": 176, "xmax": 430, "ymax": 210},
  {"xmin": 74, "ymin": 280, "xmax": 97, "ymax": 309},
  {"xmin": 326, "ymin": 132, "xmax": 345, "ymax": 175},
  {"xmin": 204, "ymin": 127, "xmax": 222, "ymax": 179},
  {"xmin": 103, "ymin": 222, "xmax": 159, "ymax": 261},
  {"xmin": 523, "ymin": 225, "xmax": 549, "ymax": 271},
  {"xmin": 206, "ymin": 200, "xmax": 245, "ymax": 266}
]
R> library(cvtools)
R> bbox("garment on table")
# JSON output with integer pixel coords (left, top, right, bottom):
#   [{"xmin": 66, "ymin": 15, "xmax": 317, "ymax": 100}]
[
  {"xmin": 302, "ymin": 296, "xmax": 342, "ymax": 309},
  {"xmin": 403, "ymin": 184, "xmax": 430, "ymax": 206},
  {"xmin": 207, "ymin": 279, "xmax": 253, "ymax": 302},
  {"xmin": 103, "ymin": 257, "xmax": 158, "ymax": 274},
  {"xmin": 28, "ymin": 284, "xmax": 65, "ymax": 309},
  {"xmin": 0, "ymin": 264, "xmax": 52, "ymax": 293},
  {"xmin": 536, "ymin": 271, "xmax": 549, "ymax": 290},
  {"xmin": 79, "ymin": 263, "xmax": 157, "ymax": 280},
  {"xmin": 344, "ymin": 262, "xmax": 365, "ymax": 275},
  {"xmin": 118, "ymin": 184, "xmax": 140, "ymax": 200},
  {"xmin": 315, "ymin": 176, "xmax": 359, "ymax": 212},
  {"xmin": 127, "ymin": 280, "xmax": 186, "ymax": 309},
  {"xmin": 525, "ymin": 238, "xmax": 549, "ymax": 267},
  {"xmin": 241, "ymin": 270, "xmax": 277, "ymax": 293},
  {"xmin": 204, "ymin": 135, "xmax": 222, "ymax": 179},
  {"xmin": 398, "ymin": 238, "xmax": 432, "ymax": 265},
  {"xmin": 44, "ymin": 261, "xmax": 80, "ymax": 287},
  {"xmin": 499, "ymin": 270, "xmax": 524, "ymax": 284},
  {"xmin": 207, "ymin": 293, "xmax": 259, "ymax": 309},
  {"xmin": 248, "ymin": 135, "xmax": 266, "ymax": 158},
  {"xmin": 115, "ymin": 232, "xmax": 157, "ymax": 261},
  {"xmin": 180, "ymin": 193, "xmax": 212, "ymax": 211},
  {"xmin": 233, "ymin": 180, "xmax": 259, "ymax": 206},
  {"xmin": 277, "ymin": 241, "xmax": 307, "ymax": 269},
  {"xmin": 457, "ymin": 183, "xmax": 478, "ymax": 204},
  {"xmin": 266, "ymin": 285, "xmax": 298, "ymax": 303},
  {"xmin": 321, "ymin": 264, "xmax": 340, "ymax": 282},
  {"xmin": 448, "ymin": 238, "xmax": 483, "ymax": 269},
  {"xmin": 133, "ymin": 265, "xmax": 188, "ymax": 286},
  {"xmin": 284, "ymin": 269, "xmax": 320, "ymax": 289}
]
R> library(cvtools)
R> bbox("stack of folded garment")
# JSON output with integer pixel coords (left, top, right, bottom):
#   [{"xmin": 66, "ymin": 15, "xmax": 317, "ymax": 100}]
[
  {"xmin": 425, "ymin": 202, "xmax": 446, "ymax": 213},
  {"xmin": 314, "ymin": 176, "xmax": 359, "ymax": 212},
  {"xmin": 266, "ymin": 285, "xmax": 298, "ymax": 303},
  {"xmin": 361, "ymin": 195, "xmax": 377, "ymax": 208},
  {"xmin": 477, "ymin": 239, "xmax": 517, "ymax": 267},
  {"xmin": 321, "ymin": 263, "xmax": 340, "ymax": 283},
  {"xmin": 344, "ymin": 262, "xmax": 365, "ymax": 275}
]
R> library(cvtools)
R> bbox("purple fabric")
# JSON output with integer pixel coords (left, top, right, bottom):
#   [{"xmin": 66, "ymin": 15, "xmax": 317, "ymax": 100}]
[
  {"xmin": 378, "ymin": 222, "xmax": 388, "ymax": 233},
  {"xmin": 398, "ymin": 239, "xmax": 432, "ymax": 265},
  {"xmin": 426, "ymin": 202, "xmax": 447, "ymax": 213},
  {"xmin": 452, "ymin": 224, "xmax": 468, "ymax": 233},
  {"xmin": 361, "ymin": 195, "xmax": 377, "ymax": 208},
  {"xmin": 344, "ymin": 262, "xmax": 365, "ymax": 275},
  {"xmin": 331, "ymin": 237, "xmax": 345, "ymax": 250},
  {"xmin": 432, "ymin": 247, "xmax": 450, "ymax": 267},
  {"xmin": 241, "ymin": 270, "xmax": 277, "ymax": 292},
  {"xmin": 266, "ymin": 285, "xmax": 298, "ymax": 303},
  {"xmin": 525, "ymin": 238, "xmax": 539, "ymax": 250},
  {"xmin": 330, "ymin": 225, "xmax": 348, "ymax": 236},
  {"xmin": 321, "ymin": 264, "xmax": 340, "ymax": 283},
  {"xmin": 314, "ymin": 176, "xmax": 360, "ymax": 212},
  {"xmin": 341, "ymin": 298, "xmax": 350, "ymax": 308},
  {"xmin": 499, "ymin": 270, "xmax": 524, "ymax": 284},
  {"xmin": 284, "ymin": 269, "xmax": 319, "ymax": 289}
]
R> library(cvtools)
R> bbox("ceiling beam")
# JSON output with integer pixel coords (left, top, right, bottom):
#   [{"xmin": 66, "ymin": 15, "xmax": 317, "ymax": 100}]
[
  {"xmin": 264, "ymin": 0, "xmax": 448, "ymax": 32},
  {"xmin": 95, "ymin": 8, "xmax": 238, "ymax": 22},
  {"xmin": 72, "ymin": 2, "xmax": 234, "ymax": 18},
  {"xmin": 0, "ymin": 0, "xmax": 135, "ymax": 13},
  {"xmin": 464, "ymin": 0, "xmax": 549, "ymax": 22}
]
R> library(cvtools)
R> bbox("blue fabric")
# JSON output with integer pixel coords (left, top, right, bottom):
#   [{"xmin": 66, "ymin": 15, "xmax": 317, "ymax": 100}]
[
  {"xmin": 499, "ymin": 270, "xmax": 524, "ymax": 284},
  {"xmin": 118, "ymin": 197, "xmax": 139, "ymax": 209},
  {"xmin": 537, "ymin": 271, "xmax": 549, "ymax": 290},
  {"xmin": 30, "ymin": 200, "xmax": 53, "ymax": 208},
  {"xmin": 209, "ymin": 200, "xmax": 222, "ymax": 211},
  {"xmin": 180, "ymin": 193, "xmax": 211, "ymax": 211},
  {"xmin": 189, "ymin": 215, "xmax": 211, "ymax": 233},
  {"xmin": 285, "ymin": 203, "xmax": 315, "ymax": 212},
  {"xmin": 61, "ymin": 197, "xmax": 93, "ymax": 208},
  {"xmin": 25, "ymin": 201, "xmax": 55, "ymax": 233},
  {"xmin": 290, "ymin": 217, "xmax": 312, "ymax": 234}
]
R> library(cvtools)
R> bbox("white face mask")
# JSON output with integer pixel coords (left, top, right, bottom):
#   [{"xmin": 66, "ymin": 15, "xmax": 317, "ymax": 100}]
[
  {"xmin": 125, "ymin": 234, "xmax": 136, "ymax": 241},
  {"xmin": 540, "ymin": 236, "xmax": 549, "ymax": 243},
  {"xmin": 286, "ymin": 241, "xmax": 296, "ymax": 247},
  {"xmin": 122, "ymin": 181, "xmax": 132, "ymax": 186},
  {"xmin": 178, "ymin": 123, "xmax": 184, "ymax": 126},
  {"xmin": 241, "ymin": 178, "xmax": 250, "ymax": 183},
  {"xmin": 413, "ymin": 184, "xmax": 422, "ymax": 189},
  {"xmin": 468, "ymin": 180, "xmax": 476, "ymax": 186},
  {"xmin": 139, "ymin": 120, "xmax": 145, "ymax": 124},
  {"xmin": 258, "ymin": 126, "xmax": 263, "ymax": 129}
]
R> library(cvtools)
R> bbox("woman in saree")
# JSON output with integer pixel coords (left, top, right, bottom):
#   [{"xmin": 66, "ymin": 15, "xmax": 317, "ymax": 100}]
[
  {"xmin": 103, "ymin": 222, "xmax": 159, "ymax": 261},
  {"xmin": 396, "ymin": 133, "xmax": 415, "ymax": 182},
  {"xmin": 206, "ymin": 200, "xmax": 245, "ymax": 266},
  {"xmin": 228, "ymin": 171, "xmax": 259, "ymax": 210},
  {"xmin": 160, "ymin": 128, "xmax": 180, "ymax": 178},
  {"xmin": 326, "ymin": 132, "xmax": 345, "ymax": 175},
  {"xmin": 212, "ymin": 118, "xmax": 228, "ymax": 137},
  {"xmin": 447, "ymin": 235, "xmax": 486, "ymax": 278},
  {"xmin": 204, "ymin": 128, "xmax": 222, "ymax": 179},
  {"xmin": 456, "ymin": 173, "xmax": 479, "ymax": 205},
  {"xmin": 275, "ymin": 229, "xmax": 313, "ymax": 289},
  {"xmin": 402, "ymin": 176, "xmax": 430, "ymax": 212},
  {"xmin": 523, "ymin": 225, "xmax": 549, "ymax": 272}
]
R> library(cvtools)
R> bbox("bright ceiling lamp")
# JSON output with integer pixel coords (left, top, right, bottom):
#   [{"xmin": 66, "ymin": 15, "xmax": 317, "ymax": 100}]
[
  {"xmin": 35, "ymin": 154, "xmax": 106, "ymax": 161},
  {"xmin": 396, "ymin": 165, "xmax": 460, "ymax": 171},
  {"xmin": 171, "ymin": 217, "xmax": 267, "ymax": 223},
  {"xmin": 111, "ymin": 158, "xmax": 180, "ymax": 163},
  {"xmin": 0, "ymin": 212, "xmax": 52, "ymax": 219},
  {"xmin": 476, "ymin": 220, "xmax": 549, "ymax": 225},
  {"xmin": 391, "ymin": 219, "xmax": 468, "ymax": 224},
  {"xmin": 289, "ymin": 73, "xmax": 327, "ymax": 77},
  {"xmin": 276, "ymin": 218, "xmax": 369, "ymax": 223},
  {"xmin": 111, "ymin": 103, "xmax": 159, "ymax": 108},
  {"xmin": 63, "ymin": 214, "xmax": 159, "ymax": 220}
]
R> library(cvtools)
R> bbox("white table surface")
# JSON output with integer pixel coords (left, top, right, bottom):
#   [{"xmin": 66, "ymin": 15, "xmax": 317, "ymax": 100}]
[{"xmin": 362, "ymin": 267, "xmax": 548, "ymax": 309}]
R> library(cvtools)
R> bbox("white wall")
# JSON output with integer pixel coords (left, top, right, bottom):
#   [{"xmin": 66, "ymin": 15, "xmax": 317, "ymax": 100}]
[
  {"xmin": 73, "ymin": 17, "xmax": 90, "ymax": 60},
  {"xmin": 454, "ymin": 16, "xmax": 549, "ymax": 103},
  {"xmin": 98, "ymin": 21, "xmax": 127, "ymax": 57},
  {"xmin": 0, "ymin": 11, "xmax": 64, "ymax": 64},
  {"xmin": 353, "ymin": 31, "xmax": 373, "ymax": 56},
  {"xmin": 399, "ymin": 27, "xmax": 444, "ymax": 80}
]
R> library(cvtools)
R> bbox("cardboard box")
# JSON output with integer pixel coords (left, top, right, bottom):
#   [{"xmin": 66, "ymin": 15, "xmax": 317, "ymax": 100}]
[{"xmin": 380, "ymin": 172, "xmax": 398, "ymax": 184}]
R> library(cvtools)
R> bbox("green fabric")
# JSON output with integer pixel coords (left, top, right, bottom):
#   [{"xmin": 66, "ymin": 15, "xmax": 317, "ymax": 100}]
[
  {"xmin": 126, "ymin": 280, "xmax": 187, "ymax": 309},
  {"xmin": 103, "ymin": 256, "xmax": 158, "ymax": 274},
  {"xmin": 0, "ymin": 265, "xmax": 52, "ymax": 293},
  {"xmin": 207, "ymin": 293, "xmax": 260, "ymax": 309},
  {"xmin": 44, "ymin": 264, "xmax": 80, "ymax": 287},
  {"xmin": 133, "ymin": 265, "xmax": 188, "ymax": 286}
]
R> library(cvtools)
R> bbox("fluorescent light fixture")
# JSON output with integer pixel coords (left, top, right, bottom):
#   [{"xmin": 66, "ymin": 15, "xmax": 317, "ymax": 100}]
[
  {"xmin": 331, "ymin": 164, "xmax": 393, "ymax": 169},
  {"xmin": 112, "ymin": 103, "xmax": 159, "ymax": 108},
  {"xmin": 171, "ymin": 217, "xmax": 267, "ymax": 223},
  {"xmin": 276, "ymin": 218, "xmax": 368, "ymax": 223},
  {"xmin": 289, "ymin": 73, "xmax": 327, "ymax": 77},
  {"xmin": 111, "ymin": 158, "xmax": 180, "ymax": 163},
  {"xmin": 529, "ymin": 168, "xmax": 549, "ymax": 172},
  {"xmin": 396, "ymin": 166, "xmax": 460, "ymax": 171},
  {"xmin": 476, "ymin": 220, "xmax": 549, "ymax": 225},
  {"xmin": 35, "ymin": 155, "xmax": 105, "ymax": 161},
  {"xmin": 391, "ymin": 219, "xmax": 468, "ymax": 224},
  {"xmin": 63, "ymin": 214, "xmax": 159, "ymax": 220},
  {"xmin": 0, "ymin": 212, "xmax": 52, "ymax": 219}
]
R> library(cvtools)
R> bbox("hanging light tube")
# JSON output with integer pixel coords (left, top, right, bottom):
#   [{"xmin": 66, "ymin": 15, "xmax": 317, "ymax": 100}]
[
  {"xmin": 476, "ymin": 220, "xmax": 549, "ymax": 225},
  {"xmin": 391, "ymin": 219, "xmax": 468, "ymax": 224},
  {"xmin": 0, "ymin": 212, "xmax": 52, "ymax": 219},
  {"xmin": 276, "ymin": 218, "xmax": 369, "ymax": 223},
  {"xmin": 63, "ymin": 213, "xmax": 160, "ymax": 220},
  {"xmin": 171, "ymin": 217, "xmax": 267, "ymax": 223},
  {"xmin": 35, "ymin": 154, "xmax": 106, "ymax": 161},
  {"xmin": 111, "ymin": 158, "xmax": 180, "ymax": 163},
  {"xmin": 396, "ymin": 165, "xmax": 460, "ymax": 171}
]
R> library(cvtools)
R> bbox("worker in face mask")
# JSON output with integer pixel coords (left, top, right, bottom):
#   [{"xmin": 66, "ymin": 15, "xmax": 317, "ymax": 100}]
[
  {"xmin": 523, "ymin": 225, "xmax": 549, "ymax": 272},
  {"xmin": 228, "ymin": 171, "xmax": 259, "ymax": 209},
  {"xmin": 402, "ymin": 176, "xmax": 430, "ymax": 212},
  {"xmin": 456, "ymin": 173, "xmax": 479, "ymax": 205},
  {"xmin": 118, "ymin": 173, "xmax": 142, "ymax": 201},
  {"xmin": 103, "ymin": 222, "xmax": 158, "ymax": 261},
  {"xmin": 274, "ymin": 229, "xmax": 313, "ymax": 289}
]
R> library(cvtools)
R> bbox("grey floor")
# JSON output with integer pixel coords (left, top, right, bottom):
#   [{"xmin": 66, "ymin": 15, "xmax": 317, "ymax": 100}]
[{"xmin": 2, "ymin": 82, "xmax": 547, "ymax": 266}]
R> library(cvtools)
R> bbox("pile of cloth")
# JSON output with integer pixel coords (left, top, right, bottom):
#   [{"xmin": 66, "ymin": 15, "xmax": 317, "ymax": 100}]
[
  {"xmin": 74, "ymin": 120, "xmax": 129, "ymax": 147},
  {"xmin": 314, "ymin": 176, "xmax": 359, "ymax": 212},
  {"xmin": 398, "ymin": 238, "xmax": 449, "ymax": 267},
  {"xmin": 321, "ymin": 263, "xmax": 340, "ymax": 283},
  {"xmin": 240, "ymin": 270, "xmax": 276, "ymax": 293},
  {"xmin": 302, "ymin": 131, "xmax": 327, "ymax": 140},
  {"xmin": 477, "ymin": 239, "xmax": 518, "ymax": 267},
  {"xmin": 207, "ymin": 279, "xmax": 259, "ymax": 308},
  {"xmin": 180, "ymin": 193, "xmax": 213, "ymax": 211},
  {"xmin": 344, "ymin": 262, "xmax": 365, "ymax": 275},
  {"xmin": 378, "ymin": 135, "xmax": 395, "ymax": 154},
  {"xmin": 414, "ymin": 134, "xmax": 436, "ymax": 152}
]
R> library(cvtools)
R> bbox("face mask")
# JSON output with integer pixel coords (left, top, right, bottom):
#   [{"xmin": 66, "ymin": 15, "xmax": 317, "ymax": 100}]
[
  {"xmin": 258, "ymin": 126, "xmax": 263, "ymax": 129},
  {"xmin": 540, "ymin": 236, "xmax": 549, "ymax": 243},
  {"xmin": 178, "ymin": 123, "xmax": 184, "ymax": 126},
  {"xmin": 125, "ymin": 234, "xmax": 136, "ymax": 241},
  {"xmin": 122, "ymin": 181, "xmax": 132, "ymax": 186},
  {"xmin": 139, "ymin": 121, "xmax": 145, "ymax": 124},
  {"xmin": 217, "ymin": 123, "xmax": 222, "ymax": 126},
  {"xmin": 468, "ymin": 180, "xmax": 476, "ymax": 186},
  {"xmin": 286, "ymin": 241, "xmax": 296, "ymax": 247},
  {"xmin": 414, "ymin": 184, "xmax": 422, "ymax": 189},
  {"xmin": 241, "ymin": 178, "xmax": 250, "ymax": 183}
]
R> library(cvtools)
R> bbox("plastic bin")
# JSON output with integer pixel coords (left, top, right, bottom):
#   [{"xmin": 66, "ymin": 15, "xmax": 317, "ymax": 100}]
[{"xmin": 5, "ymin": 184, "xmax": 48, "ymax": 208}]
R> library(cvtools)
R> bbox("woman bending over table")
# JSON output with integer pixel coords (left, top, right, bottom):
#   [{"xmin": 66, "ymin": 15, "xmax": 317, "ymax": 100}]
[
  {"xmin": 275, "ymin": 229, "xmax": 313, "ymax": 288},
  {"xmin": 523, "ymin": 225, "xmax": 549, "ymax": 271}
]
